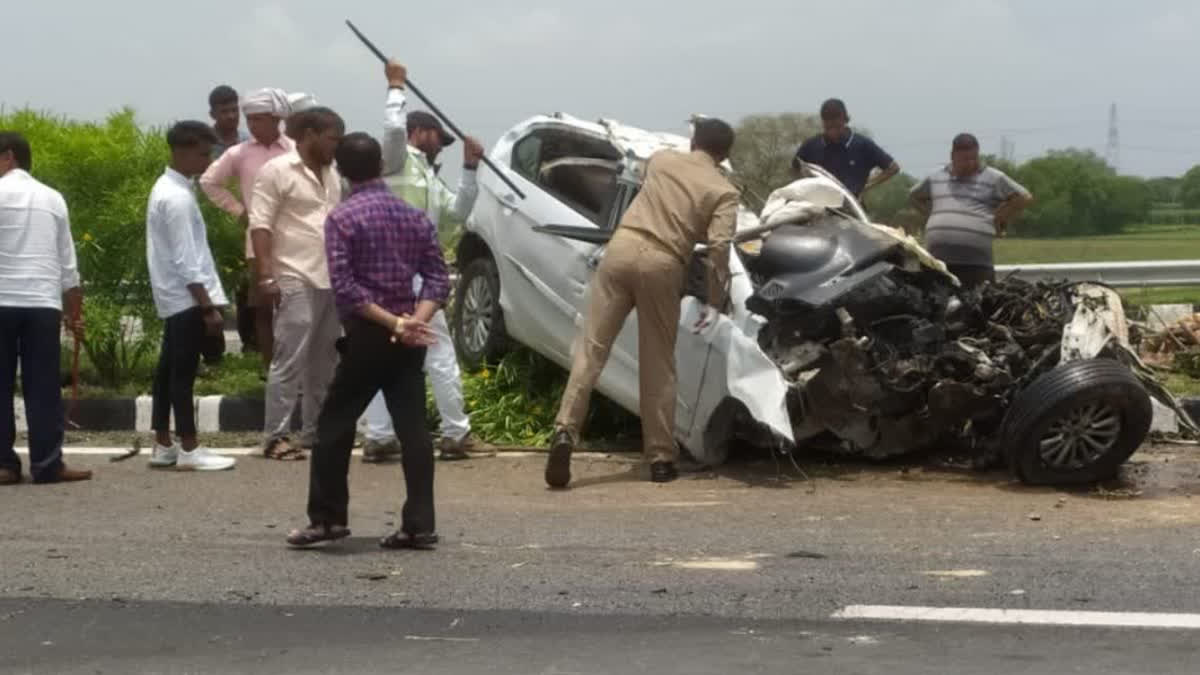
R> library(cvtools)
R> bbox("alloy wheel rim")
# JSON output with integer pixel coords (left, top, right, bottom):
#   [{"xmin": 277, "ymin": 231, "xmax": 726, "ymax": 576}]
[
  {"xmin": 1038, "ymin": 401, "xmax": 1122, "ymax": 470},
  {"xmin": 461, "ymin": 275, "xmax": 494, "ymax": 354}
]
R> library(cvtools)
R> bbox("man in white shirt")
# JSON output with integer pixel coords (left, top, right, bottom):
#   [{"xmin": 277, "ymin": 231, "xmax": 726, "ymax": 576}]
[
  {"xmin": 360, "ymin": 59, "xmax": 491, "ymax": 464},
  {"xmin": 145, "ymin": 122, "xmax": 237, "ymax": 471},
  {"xmin": 0, "ymin": 132, "xmax": 91, "ymax": 485}
]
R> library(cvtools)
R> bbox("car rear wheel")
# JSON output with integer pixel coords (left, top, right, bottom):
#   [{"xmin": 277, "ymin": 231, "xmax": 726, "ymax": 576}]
[
  {"xmin": 452, "ymin": 256, "xmax": 509, "ymax": 371},
  {"xmin": 1003, "ymin": 359, "xmax": 1152, "ymax": 486}
]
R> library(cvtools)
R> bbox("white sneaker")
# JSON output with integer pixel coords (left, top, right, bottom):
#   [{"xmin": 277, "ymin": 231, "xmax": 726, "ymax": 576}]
[
  {"xmin": 175, "ymin": 447, "xmax": 236, "ymax": 472},
  {"xmin": 148, "ymin": 443, "xmax": 178, "ymax": 468}
]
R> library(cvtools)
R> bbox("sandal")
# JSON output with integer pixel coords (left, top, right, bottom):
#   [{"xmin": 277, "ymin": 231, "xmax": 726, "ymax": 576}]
[
  {"xmin": 264, "ymin": 439, "xmax": 307, "ymax": 461},
  {"xmin": 379, "ymin": 531, "xmax": 439, "ymax": 550},
  {"xmin": 286, "ymin": 523, "xmax": 351, "ymax": 548}
]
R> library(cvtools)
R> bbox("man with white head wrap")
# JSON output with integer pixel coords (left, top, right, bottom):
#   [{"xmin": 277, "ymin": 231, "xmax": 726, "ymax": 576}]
[{"xmin": 200, "ymin": 88, "xmax": 296, "ymax": 371}]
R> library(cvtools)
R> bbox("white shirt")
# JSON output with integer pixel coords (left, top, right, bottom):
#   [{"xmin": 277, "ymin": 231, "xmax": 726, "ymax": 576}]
[
  {"xmin": 0, "ymin": 169, "xmax": 81, "ymax": 310},
  {"xmin": 146, "ymin": 167, "xmax": 227, "ymax": 318}
]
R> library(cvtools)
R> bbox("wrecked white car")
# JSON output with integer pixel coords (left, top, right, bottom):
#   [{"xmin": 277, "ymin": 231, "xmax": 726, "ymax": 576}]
[{"xmin": 452, "ymin": 113, "xmax": 1194, "ymax": 485}]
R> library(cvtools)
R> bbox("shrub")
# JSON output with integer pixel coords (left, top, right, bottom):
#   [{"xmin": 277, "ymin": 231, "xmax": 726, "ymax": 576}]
[
  {"xmin": 1, "ymin": 107, "xmax": 244, "ymax": 386},
  {"xmin": 77, "ymin": 295, "xmax": 160, "ymax": 388}
]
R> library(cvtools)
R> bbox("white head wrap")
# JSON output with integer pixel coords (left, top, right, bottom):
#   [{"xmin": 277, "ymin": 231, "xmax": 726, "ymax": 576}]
[
  {"xmin": 241, "ymin": 88, "xmax": 291, "ymax": 117},
  {"xmin": 286, "ymin": 92, "xmax": 319, "ymax": 113}
]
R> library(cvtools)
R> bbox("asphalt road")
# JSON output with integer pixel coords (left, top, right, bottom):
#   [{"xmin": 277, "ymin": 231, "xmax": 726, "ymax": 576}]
[{"xmin": 3, "ymin": 445, "xmax": 1199, "ymax": 673}]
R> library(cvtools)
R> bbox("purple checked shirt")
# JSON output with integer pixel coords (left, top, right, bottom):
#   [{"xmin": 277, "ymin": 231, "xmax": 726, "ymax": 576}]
[{"xmin": 324, "ymin": 179, "xmax": 450, "ymax": 320}]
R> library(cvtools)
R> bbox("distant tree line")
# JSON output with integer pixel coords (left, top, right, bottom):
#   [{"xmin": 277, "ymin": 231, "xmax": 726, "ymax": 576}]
[{"xmin": 730, "ymin": 113, "xmax": 1200, "ymax": 238}]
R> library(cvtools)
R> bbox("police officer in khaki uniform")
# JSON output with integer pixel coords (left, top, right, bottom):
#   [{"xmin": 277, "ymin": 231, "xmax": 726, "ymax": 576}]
[{"xmin": 546, "ymin": 119, "xmax": 739, "ymax": 488}]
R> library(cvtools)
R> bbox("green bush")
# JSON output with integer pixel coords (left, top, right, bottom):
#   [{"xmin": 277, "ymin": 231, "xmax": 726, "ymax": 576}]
[
  {"xmin": 79, "ymin": 295, "xmax": 160, "ymax": 388},
  {"xmin": 1, "ymin": 107, "xmax": 244, "ymax": 386}
]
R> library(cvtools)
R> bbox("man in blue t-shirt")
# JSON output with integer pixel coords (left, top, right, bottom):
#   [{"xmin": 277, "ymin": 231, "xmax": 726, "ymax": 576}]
[{"xmin": 792, "ymin": 98, "xmax": 900, "ymax": 199}]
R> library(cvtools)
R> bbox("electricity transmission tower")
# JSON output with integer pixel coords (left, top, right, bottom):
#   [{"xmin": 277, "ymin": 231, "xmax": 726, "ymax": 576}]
[{"xmin": 1106, "ymin": 103, "xmax": 1120, "ymax": 172}]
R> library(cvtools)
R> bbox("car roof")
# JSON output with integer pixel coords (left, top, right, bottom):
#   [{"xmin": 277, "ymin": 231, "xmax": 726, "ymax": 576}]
[{"xmin": 500, "ymin": 113, "xmax": 690, "ymax": 162}]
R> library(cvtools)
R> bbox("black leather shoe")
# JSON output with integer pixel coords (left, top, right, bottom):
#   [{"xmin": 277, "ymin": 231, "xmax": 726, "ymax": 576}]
[
  {"xmin": 650, "ymin": 461, "xmax": 678, "ymax": 483},
  {"xmin": 545, "ymin": 430, "xmax": 574, "ymax": 489}
]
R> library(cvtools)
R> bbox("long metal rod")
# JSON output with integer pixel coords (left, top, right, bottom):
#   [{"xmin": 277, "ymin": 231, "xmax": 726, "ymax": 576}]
[{"xmin": 345, "ymin": 20, "xmax": 526, "ymax": 199}]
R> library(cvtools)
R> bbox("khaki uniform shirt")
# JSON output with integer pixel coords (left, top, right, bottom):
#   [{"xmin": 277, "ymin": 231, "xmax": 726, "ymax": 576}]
[{"xmin": 618, "ymin": 149, "xmax": 739, "ymax": 309}]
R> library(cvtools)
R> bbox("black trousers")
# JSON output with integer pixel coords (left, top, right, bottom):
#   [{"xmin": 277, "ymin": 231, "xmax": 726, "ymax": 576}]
[
  {"xmin": 151, "ymin": 307, "xmax": 206, "ymax": 436},
  {"xmin": 946, "ymin": 263, "xmax": 995, "ymax": 290},
  {"xmin": 0, "ymin": 307, "xmax": 64, "ymax": 482},
  {"xmin": 235, "ymin": 274, "xmax": 258, "ymax": 353},
  {"xmin": 307, "ymin": 317, "xmax": 435, "ymax": 534}
]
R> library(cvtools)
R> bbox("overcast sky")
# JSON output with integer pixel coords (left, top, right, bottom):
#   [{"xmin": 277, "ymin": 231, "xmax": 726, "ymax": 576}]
[{"xmin": 7, "ymin": 0, "xmax": 1200, "ymax": 178}]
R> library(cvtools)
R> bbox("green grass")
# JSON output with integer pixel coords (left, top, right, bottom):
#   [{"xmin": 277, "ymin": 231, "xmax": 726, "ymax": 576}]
[
  {"xmin": 996, "ymin": 223, "xmax": 1200, "ymax": 307},
  {"xmin": 1162, "ymin": 373, "xmax": 1200, "ymax": 397},
  {"xmin": 1119, "ymin": 288, "xmax": 1200, "ymax": 306},
  {"xmin": 995, "ymin": 223, "xmax": 1200, "ymax": 264},
  {"xmin": 63, "ymin": 351, "xmax": 264, "ymax": 400}
]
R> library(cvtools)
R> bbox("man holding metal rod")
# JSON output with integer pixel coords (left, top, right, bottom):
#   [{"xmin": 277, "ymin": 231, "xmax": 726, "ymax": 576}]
[{"xmin": 359, "ymin": 58, "xmax": 495, "ymax": 464}]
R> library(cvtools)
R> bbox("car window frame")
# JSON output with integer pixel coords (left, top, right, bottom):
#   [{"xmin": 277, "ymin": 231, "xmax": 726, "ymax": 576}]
[{"xmin": 509, "ymin": 128, "xmax": 624, "ymax": 229}]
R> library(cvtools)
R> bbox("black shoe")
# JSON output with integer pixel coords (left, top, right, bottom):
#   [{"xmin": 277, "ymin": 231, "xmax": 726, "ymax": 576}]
[
  {"xmin": 650, "ymin": 461, "xmax": 678, "ymax": 483},
  {"xmin": 545, "ymin": 430, "xmax": 574, "ymax": 489}
]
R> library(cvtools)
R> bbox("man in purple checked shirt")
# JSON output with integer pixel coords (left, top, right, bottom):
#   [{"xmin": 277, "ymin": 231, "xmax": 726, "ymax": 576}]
[{"xmin": 286, "ymin": 132, "xmax": 448, "ymax": 550}]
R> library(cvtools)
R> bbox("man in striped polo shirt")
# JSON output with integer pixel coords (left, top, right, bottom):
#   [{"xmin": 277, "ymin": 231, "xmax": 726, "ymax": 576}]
[{"xmin": 910, "ymin": 133, "xmax": 1033, "ymax": 288}]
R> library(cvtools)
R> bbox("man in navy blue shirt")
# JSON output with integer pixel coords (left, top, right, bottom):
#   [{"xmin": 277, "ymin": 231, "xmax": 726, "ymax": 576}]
[{"xmin": 792, "ymin": 99, "xmax": 899, "ymax": 199}]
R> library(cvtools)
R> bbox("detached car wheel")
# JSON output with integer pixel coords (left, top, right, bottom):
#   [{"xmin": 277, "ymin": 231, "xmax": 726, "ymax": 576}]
[
  {"xmin": 452, "ymin": 256, "xmax": 509, "ymax": 371},
  {"xmin": 1003, "ymin": 359, "xmax": 1152, "ymax": 486}
]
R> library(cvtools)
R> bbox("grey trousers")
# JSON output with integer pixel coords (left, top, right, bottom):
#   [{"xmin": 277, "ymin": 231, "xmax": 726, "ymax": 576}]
[{"xmin": 264, "ymin": 277, "xmax": 341, "ymax": 447}]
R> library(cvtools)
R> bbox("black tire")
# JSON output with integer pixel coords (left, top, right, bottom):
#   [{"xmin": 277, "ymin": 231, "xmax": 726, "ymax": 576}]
[
  {"xmin": 1003, "ymin": 359, "xmax": 1152, "ymax": 486},
  {"xmin": 451, "ymin": 256, "xmax": 509, "ymax": 372}
]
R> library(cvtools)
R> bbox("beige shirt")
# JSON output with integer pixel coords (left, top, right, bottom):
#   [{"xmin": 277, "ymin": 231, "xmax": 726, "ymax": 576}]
[
  {"xmin": 618, "ymin": 149, "xmax": 739, "ymax": 310},
  {"xmin": 248, "ymin": 151, "xmax": 342, "ymax": 289}
]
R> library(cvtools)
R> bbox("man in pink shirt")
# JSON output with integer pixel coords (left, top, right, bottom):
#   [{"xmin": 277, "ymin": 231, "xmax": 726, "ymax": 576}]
[{"xmin": 200, "ymin": 88, "xmax": 295, "ymax": 367}]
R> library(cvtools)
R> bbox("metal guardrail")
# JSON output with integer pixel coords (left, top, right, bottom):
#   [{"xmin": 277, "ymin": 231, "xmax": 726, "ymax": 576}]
[{"xmin": 996, "ymin": 260, "xmax": 1200, "ymax": 288}]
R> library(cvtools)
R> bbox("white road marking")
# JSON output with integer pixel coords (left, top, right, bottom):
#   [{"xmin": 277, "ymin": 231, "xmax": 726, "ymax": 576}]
[
  {"xmin": 654, "ymin": 557, "xmax": 763, "ymax": 571},
  {"xmin": 403, "ymin": 635, "xmax": 480, "ymax": 643},
  {"xmin": 833, "ymin": 605, "xmax": 1200, "ymax": 629},
  {"xmin": 922, "ymin": 570, "xmax": 991, "ymax": 578}
]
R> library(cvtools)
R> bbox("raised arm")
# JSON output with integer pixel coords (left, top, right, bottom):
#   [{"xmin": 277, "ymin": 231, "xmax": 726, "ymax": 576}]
[{"xmin": 382, "ymin": 60, "xmax": 411, "ymax": 177}]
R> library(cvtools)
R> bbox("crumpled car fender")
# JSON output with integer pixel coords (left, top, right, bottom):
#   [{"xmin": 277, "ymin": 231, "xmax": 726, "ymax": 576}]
[{"xmin": 680, "ymin": 298, "xmax": 795, "ymax": 464}]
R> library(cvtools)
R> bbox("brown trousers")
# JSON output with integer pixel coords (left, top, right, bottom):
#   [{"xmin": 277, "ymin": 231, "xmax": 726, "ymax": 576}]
[{"xmin": 555, "ymin": 230, "xmax": 684, "ymax": 463}]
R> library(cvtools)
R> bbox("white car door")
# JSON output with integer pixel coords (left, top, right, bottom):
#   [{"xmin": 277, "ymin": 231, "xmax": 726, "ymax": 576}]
[
  {"xmin": 496, "ymin": 129, "xmax": 616, "ymax": 365},
  {"xmin": 561, "ymin": 184, "xmax": 710, "ymax": 444}
]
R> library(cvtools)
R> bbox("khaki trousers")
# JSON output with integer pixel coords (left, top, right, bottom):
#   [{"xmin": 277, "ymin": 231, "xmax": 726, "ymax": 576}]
[{"xmin": 555, "ymin": 230, "xmax": 684, "ymax": 463}]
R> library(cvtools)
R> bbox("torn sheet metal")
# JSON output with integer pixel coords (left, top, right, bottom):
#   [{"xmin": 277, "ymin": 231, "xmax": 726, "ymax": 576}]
[
  {"xmin": 1060, "ymin": 283, "xmax": 1198, "ymax": 434},
  {"xmin": 686, "ymin": 301, "xmax": 794, "ymax": 445}
]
